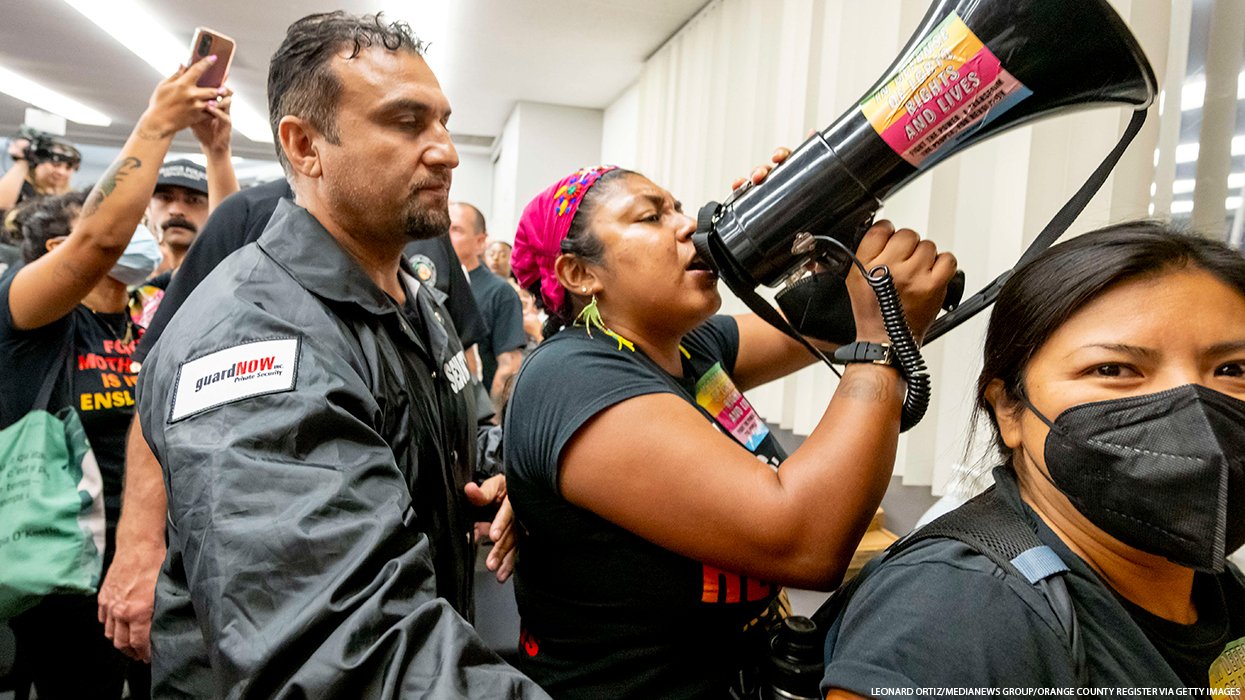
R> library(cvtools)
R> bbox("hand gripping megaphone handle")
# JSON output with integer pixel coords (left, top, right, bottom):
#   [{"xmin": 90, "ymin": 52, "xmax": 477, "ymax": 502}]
[
  {"xmin": 698, "ymin": 216, "xmax": 932, "ymax": 431},
  {"xmin": 843, "ymin": 214, "xmax": 965, "ymax": 313},
  {"xmin": 942, "ymin": 270, "xmax": 966, "ymax": 311}
]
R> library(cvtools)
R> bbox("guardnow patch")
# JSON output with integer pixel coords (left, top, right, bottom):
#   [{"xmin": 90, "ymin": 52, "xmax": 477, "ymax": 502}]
[{"xmin": 168, "ymin": 337, "xmax": 300, "ymax": 423}]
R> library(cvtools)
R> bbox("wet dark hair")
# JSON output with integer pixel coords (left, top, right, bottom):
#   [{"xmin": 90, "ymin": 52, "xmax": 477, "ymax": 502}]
[
  {"xmin": 530, "ymin": 168, "xmax": 636, "ymax": 338},
  {"xmin": 974, "ymin": 219, "xmax": 1245, "ymax": 459},
  {"xmin": 16, "ymin": 190, "xmax": 89, "ymax": 263},
  {"xmin": 268, "ymin": 12, "xmax": 426, "ymax": 174}
]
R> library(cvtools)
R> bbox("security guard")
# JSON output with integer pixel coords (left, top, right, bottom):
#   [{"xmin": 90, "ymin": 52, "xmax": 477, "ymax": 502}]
[{"xmin": 135, "ymin": 12, "xmax": 544, "ymax": 698}]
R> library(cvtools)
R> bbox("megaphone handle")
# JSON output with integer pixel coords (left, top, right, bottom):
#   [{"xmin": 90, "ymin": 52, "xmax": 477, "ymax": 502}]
[
  {"xmin": 799, "ymin": 233, "xmax": 933, "ymax": 431},
  {"xmin": 923, "ymin": 270, "xmax": 1012, "ymax": 343},
  {"xmin": 943, "ymin": 270, "xmax": 966, "ymax": 311}
]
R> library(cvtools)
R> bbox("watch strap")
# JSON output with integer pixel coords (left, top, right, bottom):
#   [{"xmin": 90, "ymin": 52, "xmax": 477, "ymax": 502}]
[{"xmin": 831, "ymin": 341, "xmax": 895, "ymax": 367}]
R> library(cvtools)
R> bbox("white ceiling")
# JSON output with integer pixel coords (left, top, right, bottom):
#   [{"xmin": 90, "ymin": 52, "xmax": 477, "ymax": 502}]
[{"xmin": 0, "ymin": 0, "xmax": 708, "ymax": 160}]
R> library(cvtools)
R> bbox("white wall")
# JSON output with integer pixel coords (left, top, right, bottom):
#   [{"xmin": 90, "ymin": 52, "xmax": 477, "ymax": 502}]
[
  {"xmin": 491, "ymin": 110, "xmax": 522, "ymax": 245},
  {"xmin": 602, "ymin": 83, "xmax": 640, "ymax": 168},
  {"xmin": 450, "ymin": 150, "xmax": 494, "ymax": 229},
  {"xmin": 489, "ymin": 101, "xmax": 604, "ymax": 243}
]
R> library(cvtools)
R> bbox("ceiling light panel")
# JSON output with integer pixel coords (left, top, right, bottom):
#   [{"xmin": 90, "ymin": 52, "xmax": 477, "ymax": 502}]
[
  {"xmin": 62, "ymin": 0, "xmax": 272, "ymax": 143},
  {"xmin": 0, "ymin": 63, "xmax": 112, "ymax": 126}
]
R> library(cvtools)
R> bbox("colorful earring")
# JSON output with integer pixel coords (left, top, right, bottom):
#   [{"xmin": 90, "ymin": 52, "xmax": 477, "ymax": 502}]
[
  {"xmin": 576, "ymin": 294, "xmax": 606, "ymax": 336},
  {"xmin": 575, "ymin": 293, "xmax": 635, "ymax": 351}
]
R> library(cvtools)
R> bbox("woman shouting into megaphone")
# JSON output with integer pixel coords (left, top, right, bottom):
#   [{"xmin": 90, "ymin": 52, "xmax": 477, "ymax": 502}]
[{"xmin": 501, "ymin": 157, "xmax": 956, "ymax": 699}]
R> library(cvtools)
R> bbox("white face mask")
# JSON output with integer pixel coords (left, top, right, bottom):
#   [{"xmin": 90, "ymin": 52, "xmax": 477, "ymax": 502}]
[{"xmin": 108, "ymin": 223, "xmax": 162, "ymax": 287}]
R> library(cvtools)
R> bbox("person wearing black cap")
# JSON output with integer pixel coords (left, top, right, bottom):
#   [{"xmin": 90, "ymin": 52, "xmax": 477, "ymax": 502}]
[
  {"xmin": 142, "ymin": 87, "xmax": 237, "ymax": 282},
  {"xmin": 147, "ymin": 159, "xmax": 210, "ymax": 279},
  {"xmin": 129, "ymin": 112, "xmax": 237, "ymax": 335}
]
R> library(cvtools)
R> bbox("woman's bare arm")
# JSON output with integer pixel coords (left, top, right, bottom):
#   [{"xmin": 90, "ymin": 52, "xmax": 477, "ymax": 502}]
[
  {"xmin": 561, "ymin": 226, "xmax": 956, "ymax": 590},
  {"xmin": 7, "ymin": 60, "xmax": 222, "ymax": 330}
]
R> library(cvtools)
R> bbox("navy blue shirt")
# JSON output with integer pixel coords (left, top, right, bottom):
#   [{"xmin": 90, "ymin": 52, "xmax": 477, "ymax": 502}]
[{"xmin": 467, "ymin": 264, "xmax": 526, "ymax": 391}]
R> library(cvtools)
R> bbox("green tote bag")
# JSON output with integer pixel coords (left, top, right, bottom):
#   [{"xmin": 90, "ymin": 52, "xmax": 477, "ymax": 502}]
[{"xmin": 0, "ymin": 342, "xmax": 106, "ymax": 619}]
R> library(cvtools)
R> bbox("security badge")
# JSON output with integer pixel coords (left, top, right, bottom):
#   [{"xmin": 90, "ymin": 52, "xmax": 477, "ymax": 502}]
[
  {"xmin": 409, "ymin": 254, "xmax": 438, "ymax": 287},
  {"xmin": 1210, "ymin": 636, "xmax": 1245, "ymax": 692}
]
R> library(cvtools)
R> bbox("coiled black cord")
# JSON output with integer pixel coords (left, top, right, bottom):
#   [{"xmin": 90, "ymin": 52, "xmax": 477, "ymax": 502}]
[
  {"xmin": 863, "ymin": 264, "xmax": 930, "ymax": 431},
  {"xmin": 810, "ymin": 235, "xmax": 931, "ymax": 432}
]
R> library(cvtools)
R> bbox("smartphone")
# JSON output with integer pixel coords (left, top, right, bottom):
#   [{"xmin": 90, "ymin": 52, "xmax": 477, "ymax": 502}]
[{"xmin": 187, "ymin": 27, "xmax": 235, "ymax": 88}]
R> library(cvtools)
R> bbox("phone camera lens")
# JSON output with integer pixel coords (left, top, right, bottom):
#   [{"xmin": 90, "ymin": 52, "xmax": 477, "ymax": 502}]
[{"xmin": 198, "ymin": 36, "xmax": 211, "ymax": 56}]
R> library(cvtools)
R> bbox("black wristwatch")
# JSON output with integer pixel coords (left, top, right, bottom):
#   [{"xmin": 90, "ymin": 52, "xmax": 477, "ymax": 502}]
[{"xmin": 831, "ymin": 341, "xmax": 898, "ymax": 368}]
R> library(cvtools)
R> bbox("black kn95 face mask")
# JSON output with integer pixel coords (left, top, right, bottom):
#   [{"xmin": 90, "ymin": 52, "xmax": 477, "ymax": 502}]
[{"xmin": 1023, "ymin": 384, "xmax": 1245, "ymax": 573}]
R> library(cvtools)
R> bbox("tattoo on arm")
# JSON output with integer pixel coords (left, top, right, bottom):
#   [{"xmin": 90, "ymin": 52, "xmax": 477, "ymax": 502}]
[
  {"xmin": 81, "ymin": 157, "xmax": 142, "ymax": 218},
  {"xmin": 835, "ymin": 369, "xmax": 899, "ymax": 403}
]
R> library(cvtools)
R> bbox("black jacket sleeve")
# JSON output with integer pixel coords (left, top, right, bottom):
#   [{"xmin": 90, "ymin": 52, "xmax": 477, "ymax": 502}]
[{"xmin": 139, "ymin": 321, "xmax": 546, "ymax": 698}]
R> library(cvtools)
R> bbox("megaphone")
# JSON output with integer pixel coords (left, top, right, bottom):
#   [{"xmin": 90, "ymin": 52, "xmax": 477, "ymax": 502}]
[{"xmin": 693, "ymin": 0, "xmax": 1157, "ymax": 354}]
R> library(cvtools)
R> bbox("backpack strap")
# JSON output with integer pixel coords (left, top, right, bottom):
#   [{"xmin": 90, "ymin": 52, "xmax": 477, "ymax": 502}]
[
  {"xmin": 893, "ymin": 487, "xmax": 1052, "ymax": 567},
  {"xmin": 33, "ymin": 337, "xmax": 73, "ymax": 412},
  {"xmin": 815, "ymin": 487, "xmax": 1088, "ymax": 684},
  {"xmin": 894, "ymin": 488, "xmax": 1086, "ymax": 683}
]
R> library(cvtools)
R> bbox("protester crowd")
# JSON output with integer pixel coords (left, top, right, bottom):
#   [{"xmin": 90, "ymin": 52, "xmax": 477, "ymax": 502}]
[{"xmin": 0, "ymin": 10, "xmax": 1241, "ymax": 700}]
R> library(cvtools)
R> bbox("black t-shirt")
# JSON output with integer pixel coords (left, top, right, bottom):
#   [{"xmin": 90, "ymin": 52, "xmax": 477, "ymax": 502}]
[
  {"xmin": 0, "ymin": 242, "xmax": 20, "ymax": 278},
  {"xmin": 404, "ymin": 239, "xmax": 486, "ymax": 349},
  {"xmin": 0, "ymin": 269, "xmax": 140, "ymax": 538},
  {"xmin": 1119, "ymin": 574, "xmax": 1245, "ymax": 687},
  {"xmin": 18, "ymin": 180, "xmax": 36, "ymax": 204},
  {"xmin": 505, "ymin": 316, "xmax": 788, "ymax": 699},
  {"xmin": 467, "ymin": 265, "xmax": 526, "ymax": 390},
  {"xmin": 135, "ymin": 179, "xmax": 484, "ymax": 363},
  {"xmin": 821, "ymin": 467, "xmax": 1245, "ymax": 691},
  {"xmin": 143, "ymin": 270, "xmax": 172, "ymax": 291}
]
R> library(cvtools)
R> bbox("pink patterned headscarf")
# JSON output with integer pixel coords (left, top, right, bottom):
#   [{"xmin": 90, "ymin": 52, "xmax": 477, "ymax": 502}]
[{"xmin": 512, "ymin": 165, "xmax": 619, "ymax": 314}]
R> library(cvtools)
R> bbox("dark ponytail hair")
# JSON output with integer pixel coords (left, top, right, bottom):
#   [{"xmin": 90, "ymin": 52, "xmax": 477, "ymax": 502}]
[
  {"xmin": 16, "ymin": 189, "xmax": 89, "ymax": 263},
  {"xmin": 528, "ymin": 167, "xmax": 636, "ymax": 339},
  {"xmin": 974, "ymin": 219, "xmax": 1245, "ymax": 460}
]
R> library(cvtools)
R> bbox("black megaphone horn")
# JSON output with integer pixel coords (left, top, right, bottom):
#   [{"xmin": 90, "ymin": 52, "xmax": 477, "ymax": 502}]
[{"xmin": 693, "ymin": 0, "xmax": 1157, "ymax": 348}]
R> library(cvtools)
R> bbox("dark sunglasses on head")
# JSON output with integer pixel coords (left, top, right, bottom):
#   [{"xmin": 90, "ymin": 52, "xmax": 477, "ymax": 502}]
[{"xmin": 45, "ymin": 152, "xmax": 81, "ymax": 169}]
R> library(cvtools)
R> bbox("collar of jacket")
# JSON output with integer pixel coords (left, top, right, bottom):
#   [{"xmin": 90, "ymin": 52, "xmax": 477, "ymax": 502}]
[
  {"xmin": 257, "ymin": 199, "xmax": 457, "ymax": 363},
  {"xmin": 258, "ymin": 199, "xmax": 419, "ymax": 318}
]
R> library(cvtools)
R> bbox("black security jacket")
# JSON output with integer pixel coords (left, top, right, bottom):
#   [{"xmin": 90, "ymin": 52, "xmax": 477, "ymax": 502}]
[{"xmin": 137, "ymin": 200, "xmax": 544, "ymax": 698}]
